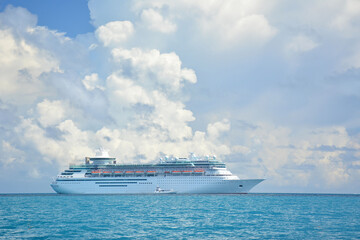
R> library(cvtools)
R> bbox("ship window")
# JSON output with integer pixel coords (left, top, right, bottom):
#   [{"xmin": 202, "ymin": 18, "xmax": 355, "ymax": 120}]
[
  {"xmin": 239, "ymin": 185, "xmax": 243, "ymax": 187},
  {"xmin": 61, "ymin": 172, "xmax": 73, "ymax": 175}
]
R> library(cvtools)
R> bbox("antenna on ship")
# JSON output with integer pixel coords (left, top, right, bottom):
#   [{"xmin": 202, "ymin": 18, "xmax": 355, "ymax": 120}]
[{"xmin": 189, "ymin": 152, "xmax": 197, "ymax": 161}]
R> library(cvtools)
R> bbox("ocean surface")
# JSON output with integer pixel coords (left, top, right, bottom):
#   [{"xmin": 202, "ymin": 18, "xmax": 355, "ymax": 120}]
[{"xmin": 0, "ymin": 193, "xmax": 359, "ymax": 239}]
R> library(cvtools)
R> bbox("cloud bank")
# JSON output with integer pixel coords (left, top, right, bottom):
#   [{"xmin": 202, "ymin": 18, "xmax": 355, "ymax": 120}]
[{"xmin": 1, "ymin": 1, "xmax": 360, "ymax": 193}]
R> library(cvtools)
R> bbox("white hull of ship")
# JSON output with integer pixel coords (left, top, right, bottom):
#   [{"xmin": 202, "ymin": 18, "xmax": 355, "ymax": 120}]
[{"xmin": 51, "ymin": 176, "xmax": 263, "ymax": 194}]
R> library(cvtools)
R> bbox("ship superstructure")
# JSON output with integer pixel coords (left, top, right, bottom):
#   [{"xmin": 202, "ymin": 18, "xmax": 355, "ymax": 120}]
[{"xmin": 51, "ymin": 149, "xmax": 264, "ymax": 194}]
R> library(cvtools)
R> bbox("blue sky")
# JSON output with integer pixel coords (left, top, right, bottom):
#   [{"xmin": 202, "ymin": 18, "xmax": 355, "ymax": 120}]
[
  {"xmin": 0, "ymin": 0, "xmax": 93, "ymax": 37},
  {"xmin": 1, "ymin": 0, "xmax": 360, "ymax": 193}
]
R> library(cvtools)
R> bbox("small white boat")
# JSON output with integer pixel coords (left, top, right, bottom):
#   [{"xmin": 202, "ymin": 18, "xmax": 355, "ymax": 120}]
[{"xmin": 154, "ymin": 186, "xmax": 176, "ymax": 194}]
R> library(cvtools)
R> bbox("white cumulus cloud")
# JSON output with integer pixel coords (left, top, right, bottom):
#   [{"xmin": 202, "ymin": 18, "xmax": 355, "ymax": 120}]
[
  {"xmin": 200, "ymin": 12, "xmax": 277, "ymax": 49},
  {"xmin": 285, "ymin": 34, "xmax": 319, "ymax": 54},
  {"xmin": 112, "ymin": 47, "xmax": 196, "ymax": 92},
  {"xmin": 96, "ymin": 21, "xmax": 134, "ymax": 46},
  {"xmin": 37, "ymin": 99, "xmax": 66, "ymax": 128},
  {"xmin": 130, "ymin": 0, "xmax": 277, "ymax": 49},
  {"xmin": 107, "ymin": 73, "xmax": 152, "ymax": 107},
  {"xmin": 207, "ymin": 119, "xmax": 230, "ymax": 140},
  {"xmin": 0, "ymin": 28, "xmax": 59, "ymax": 105},
  {"xmin": 140, "ymin": 8, "xmax": 177, "ymax": 33},
  {"xmin": 331, "ymin": 0, "xmax": 360, "ymax": 37},
  {"xmin": 229, "ymin": 122, "xmax": 359, "ymax": 191},
  {"xmin": 82, "ymin": 73, "xmax": 105, "ymax": 91}
]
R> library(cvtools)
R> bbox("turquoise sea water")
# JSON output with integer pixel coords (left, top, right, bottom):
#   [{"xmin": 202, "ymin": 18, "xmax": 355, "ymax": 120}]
[{"xmin": 1, "ymin": 194, "xmax": 359, "ymax": 239}]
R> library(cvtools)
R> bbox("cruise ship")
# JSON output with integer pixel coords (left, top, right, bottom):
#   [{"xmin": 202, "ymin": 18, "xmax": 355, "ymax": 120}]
[{"xmin": 50, "ymin": 149, "xmax": 264, "ymax": 194}]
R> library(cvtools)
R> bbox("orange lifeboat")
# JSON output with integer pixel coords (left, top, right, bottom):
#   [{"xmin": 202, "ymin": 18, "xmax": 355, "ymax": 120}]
[
  {"xmin": 182, "ymin": 170, "xmax": 192, "ymax": 175},
  {"xmin": 194, "ymin": 169, "xmax": 205, "ymax": 175},
  {"xmin": 146, "ymin": 170, "xmax": 156, "ymax": 176}
]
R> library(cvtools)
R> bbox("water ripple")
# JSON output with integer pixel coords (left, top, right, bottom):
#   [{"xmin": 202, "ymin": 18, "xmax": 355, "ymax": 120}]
[{"xmin": 0, "ymin": 194, "xmax": 359, "ymax": 239}]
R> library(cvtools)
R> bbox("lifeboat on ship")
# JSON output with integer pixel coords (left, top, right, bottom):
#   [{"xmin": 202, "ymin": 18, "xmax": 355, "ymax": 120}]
[
  {"xmin": 182, "ymin": 170, "xmax": 192, "ymax": 175},
  {"xmin": 146, "ymin": 171, "xmax": 156, "ymax": 176},
  {"xmin": 194, "ymin": 169, "xmax": 205, "ymax": 175},
  {"xmin": 102, "ymin": 170, "xmax": 112, "ymax": 176},
  {"xmin": 125, "ymin": 171, "xmax": 134, "ymax": 175}
]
